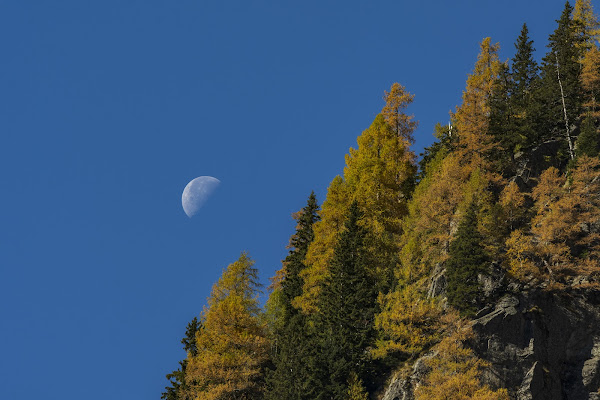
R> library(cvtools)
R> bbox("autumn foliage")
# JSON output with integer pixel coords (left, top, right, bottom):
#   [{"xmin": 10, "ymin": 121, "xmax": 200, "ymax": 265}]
[{"xmin": 165, "ymin": 3, "xmax": 600, "ymax": 398}]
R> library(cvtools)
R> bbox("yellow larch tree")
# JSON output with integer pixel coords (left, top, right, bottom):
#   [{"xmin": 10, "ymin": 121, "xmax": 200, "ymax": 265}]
[
  {"xmin": 452, "ymin": 37, "xmax": 502, "ymax": 173},
  {"xmin": 296, "ymin": 86, "xmax": 417, "ymax": 314},
  {"xmin": 414, "ymin": 321, "xmax": 509, "ymax": 400},
  {"xmin": 574, "ymin": 0, "xmax": 600, "ymax": 49},
  {"xmin": 581, "ymin": 44, "xmax": 600, "ymax": 119},
  {"xmin": 382, "ymin": 82, "xmax": 418, "ymax": 145},
  {"xmin": 506, "ymin": 158, "xmax": 600, "ymax": 282},
  {"xmin": 186, "ymin": 253, "xmax": 269, "ymax": 400}
]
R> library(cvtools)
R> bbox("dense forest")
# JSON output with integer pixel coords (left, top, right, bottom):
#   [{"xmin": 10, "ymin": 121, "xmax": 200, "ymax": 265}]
[{"xmin": 162, "ymin": 1, "xmax": 600, "ymax": 399}]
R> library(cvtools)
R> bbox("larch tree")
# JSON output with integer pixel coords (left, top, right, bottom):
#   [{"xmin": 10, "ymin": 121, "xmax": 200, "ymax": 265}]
[
  {"xmin": 581, "ymin": 44, "xmax": 600, "ymax": 119},
  {"xmin": 574, "ymin": 0, "xmax": 600, "ymax": 49},
  {"xmin": 453, "ymin": 37, "xmax": 502, "ymax": 171},
  {"xmin": 415, "ymin": 321, "xmax": 509, "ymax": 400},
  {"xmin": 298, "ymin": 94, "xmax": 417, "ymax": 314},
  {"xmin": 185, "ymin": 253, "xmax": 269, "ymax": 400},
  {"xmin": 382, "ymin": 82, "xmax": 418, "ymax": 145}
]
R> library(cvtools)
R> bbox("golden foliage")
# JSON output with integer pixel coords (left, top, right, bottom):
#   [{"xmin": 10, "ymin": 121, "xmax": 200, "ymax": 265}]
[
  {"xmin": 186, "ymin": 253, "xmax": 269, "ymax": 400},
  {"xmin": 382, "ymin": 82, "xmax": 418, "ymax": 145},
  {"xmin": 574, "ymin": 0, "xmax": 600, "ymax": 48},
  {"xmin": 505, "ymin": 158, "xmax": 600, "ymax": 282},
  {"xmin": 499, "ymin": 181, "xmax": 527, "ymax": 231},
  {"xmin": 297, "ymin": 111, "xmax": 416, "ymax": 314},
  {"xmin": 452, "ymin": 37, "xmax": 502, "ymax": 172},
  {"xmin": 373, "ymin": 285, "xmax": 444, "ymax": 359},
  {"xmin": 415, "ymin": 321, "xmax": 509, "ymax": 400},
  {"xmin": 346, "ymin": 372, "xmax": 369, "ymax": 400},
  {"xmin": 581, "ymin": 45, "xmax": 600, "ymax": 118}
]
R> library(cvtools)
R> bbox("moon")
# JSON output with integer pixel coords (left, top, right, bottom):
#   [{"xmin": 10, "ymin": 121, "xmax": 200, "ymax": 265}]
[{"xmin": 182, "ymin": 176, "xmax": 220, "ymax": 217}]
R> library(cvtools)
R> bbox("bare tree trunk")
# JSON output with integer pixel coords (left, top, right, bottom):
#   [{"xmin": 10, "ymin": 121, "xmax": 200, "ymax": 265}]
[{"xmin": 555, "ymin": 52, "xmax": 575, "ymax": 160}]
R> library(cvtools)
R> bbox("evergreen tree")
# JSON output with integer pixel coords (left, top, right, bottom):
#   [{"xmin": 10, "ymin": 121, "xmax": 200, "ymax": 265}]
[
  {"xmin": 512, "ymin": 23, "xmax": 540, "ymax": 149},
  {"xmin": 162, "ymin": 317, "xmax": 201, "ymax": 400},
  {"xmin": 488, "ymin": 62, "xmax": 517, "ymax": 165},
  {"xmin": 490, "ymin": 24, "xmax": 539, "ymax": 168},
  {"xmin": 534, "ymin": 2, "xmax": 583, "ymax": 159},
  {"xmin": 265, "ymin": 192, "xmax": 322, "ymax": 400},
  {"xmin": 417, "ymin": 122, "xmax": 455, "ymax": 182},
  {"xmin": 577, "ymin": 115, "xmax": 600, "ymax": 156},
  {"xmin": 280, "ymin": 192, "xmax": 320, "ymax": 319},
  {"xmin": 316, "ymin": 202, "xmax": 378, "ymax": 399},
  {"xmin": 446, "ymin": 203, "xmax": 488, "ymax": 316},
  {"xmin": 512, "ymin": 24, "xmax": 539, "ymax": 107}
]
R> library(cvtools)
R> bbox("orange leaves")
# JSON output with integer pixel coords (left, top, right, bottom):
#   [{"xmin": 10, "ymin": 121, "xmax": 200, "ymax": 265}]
[{"xmin": 506, "ymin": 158, "xmax": 600, "ymax": 283}]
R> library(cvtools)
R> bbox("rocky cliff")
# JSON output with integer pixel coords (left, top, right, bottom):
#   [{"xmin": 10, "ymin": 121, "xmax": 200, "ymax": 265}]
[{"xmin": 381, "ymin": 278, "xmax": 600, "ymax": 400}]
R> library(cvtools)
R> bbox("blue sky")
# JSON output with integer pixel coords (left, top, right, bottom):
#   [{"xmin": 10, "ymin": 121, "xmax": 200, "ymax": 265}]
[{"xmin": 0, "ymin": 1, "xmax": 572, "ymax": 399}]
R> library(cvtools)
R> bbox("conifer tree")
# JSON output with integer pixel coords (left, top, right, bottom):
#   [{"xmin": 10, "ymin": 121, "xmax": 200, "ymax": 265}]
[
  {"xmin": 265, "ymin": 193, "xmax": 321, "ymax": 400},
  {"xmin": 453, "ymin": 37, "xmax": 502, "ymax": 170},
  {"xmin": 299, "ymin": 107, "xmax": 416, "ymax": 313},
  {"xmin": 577, "ymin": 115, "xmax": 600, "ymax": 156},
  {"xmin": 382, "ymin": 82, "xmax": 418, "ymax": 145},
  {"xmin": 581, "ymin": 44, "xmax": 600, "ymax": 118},
  {"xmin": 316, "ymin": 202, "xmax": 378, "ymax": 399},
  {"xmin": 446, "ymin": 203, "xmax": 488, "ymax": 316},
  {"xmin": 574, "ymin": 0, "xmax": 600, "ymax": 49},
  {"xmin": 415, "ymin": 321, "xmax": 509, "ymax": 400},
  {"xmin": 511, "ymin": 23, "xmax": 540, "ymax": 149},
  {"xmin": 186, "ymin": 253, "xmax": 269, "ymax": 400},
  {"xmin": 535, "ymin": 2, "xmax": 584, "ymax": 159},
  {"xmin": 162, "ymin": 317, "xmax": 201, "ymax": 400},
  {"xmin": 489, "ymin": 62, "xmax": 517, "ymax": 162}
]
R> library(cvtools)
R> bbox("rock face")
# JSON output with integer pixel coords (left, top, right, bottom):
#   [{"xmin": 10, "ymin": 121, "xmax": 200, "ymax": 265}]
[
  {"xmin": 471, "ymin": 289, "xmax": 600, "ymax": 399},
  {"xmin": 380, "ymin": 287, "xmax": 600, "ymax": 400}
]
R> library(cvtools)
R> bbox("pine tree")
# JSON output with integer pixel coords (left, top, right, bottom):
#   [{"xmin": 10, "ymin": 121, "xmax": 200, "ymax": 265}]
[
  {"xmin": 162, "ymin": 317, "xmax": 202, "ymax": 400},
  {"xmin": 446, "ymin": 203, "xmax": 488, "ymax": 316},
  {"xmin": 316, "ymin": 202, "xmax": 378, "ymax": 399},
  {"xmin": 186, "ymin": 253, "xmax": 269, "ymax": 400},
  {"xmin": 265, "ymin": 193, "xmax": 321, "ymax": 400}
]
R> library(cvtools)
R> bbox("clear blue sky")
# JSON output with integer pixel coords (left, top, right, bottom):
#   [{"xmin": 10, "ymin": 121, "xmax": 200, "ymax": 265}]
[{"xmin": 0, "ymin": 1, "xmax": 571, "ymax": 399}]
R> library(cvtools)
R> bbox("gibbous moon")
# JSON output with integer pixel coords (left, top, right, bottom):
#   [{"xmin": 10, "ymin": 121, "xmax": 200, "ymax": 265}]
[{"xmin": 182, "ymin": 176, "xmax": 220, "ymax": 218}]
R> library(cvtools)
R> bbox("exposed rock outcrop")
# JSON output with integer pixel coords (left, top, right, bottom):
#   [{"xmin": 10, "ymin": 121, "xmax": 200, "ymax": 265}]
[
  {"xmin": 381, "ymin": 282, "xmax": 600, "ymax": 399},
  {"xmin": 471, "ymin": 288, "xmax": 600, "ymax": 399}
]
